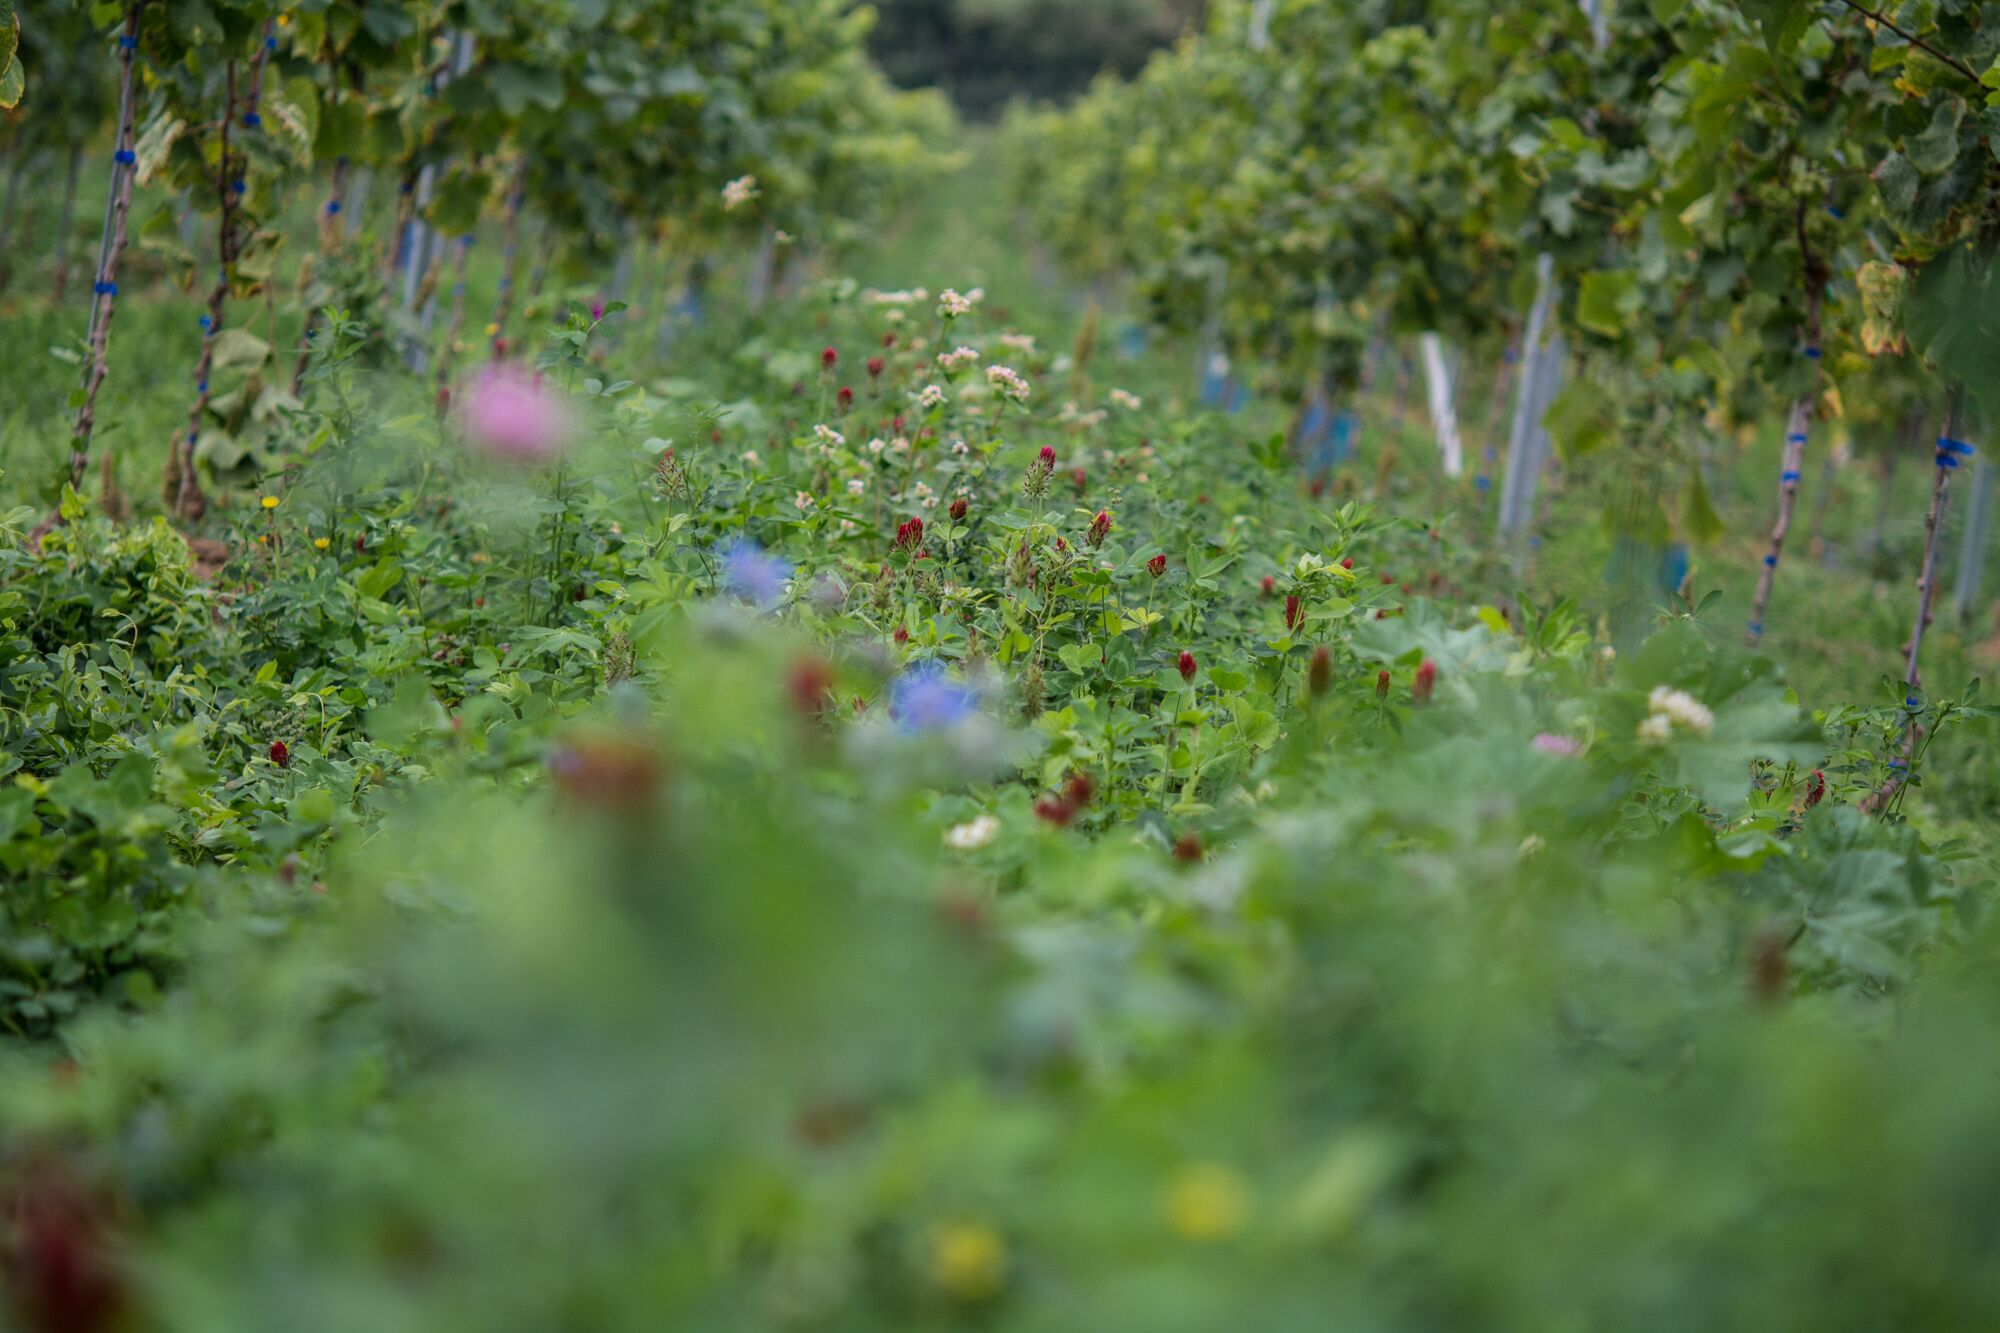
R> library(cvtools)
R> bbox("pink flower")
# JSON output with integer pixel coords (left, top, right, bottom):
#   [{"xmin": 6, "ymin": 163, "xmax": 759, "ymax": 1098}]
[
  {"xmin": 1531, "ymin": 732, "xmax": 1581, "ymax": 757},
  {"xmin": 459, "ymin": 364, "xmax": 575, "ymax": 466}
]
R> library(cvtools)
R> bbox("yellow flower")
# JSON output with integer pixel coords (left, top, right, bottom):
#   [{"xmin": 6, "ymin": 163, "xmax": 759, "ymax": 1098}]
[
  {"xmin": 484, "ymin": 322, "xmax": 500, "ymax": 336},
  {"xmin": 1164, "ymin": 1163, "xmax": 1251, "ymax": 1242},
  {"xmin": 260, "ymin": 495, "xmax": 281, "ymax": 510},
  {"xmin": 928, "ymin": 1222, "xmax": 1005, "ymax": 1301},
  {"xmin": 313, "ymin": 537, "xmax": 330, "ymax": 551}
]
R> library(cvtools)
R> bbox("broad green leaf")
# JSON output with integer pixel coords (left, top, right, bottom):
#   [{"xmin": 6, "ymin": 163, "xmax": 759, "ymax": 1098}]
[
  {"xmin": 1575, "ymin": 270, "xmax": 1636, "ymax": 339},
  {"xmin": 1543, "ymin": 378, "xmax": 1614, "ymax": 458},
  {"xmin": 1907, "ymin": 97, "xmax": 1966, "ymax": 175}
]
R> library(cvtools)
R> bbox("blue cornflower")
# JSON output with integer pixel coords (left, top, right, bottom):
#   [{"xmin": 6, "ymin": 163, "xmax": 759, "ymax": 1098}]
[
  {"xmin": 721, "ymin": 539, "xmax": 791, "ymax": 608},
  {"xmin": 891, "ymin": 660, "xmax": 977, "ymax": 733}
]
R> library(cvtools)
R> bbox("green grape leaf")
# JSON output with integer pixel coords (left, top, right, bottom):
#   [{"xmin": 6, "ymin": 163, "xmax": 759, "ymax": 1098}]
[
  {"xmin": 1873, "ymin": 151, "xmax": 1919, "ymax": 220},
  {"xmin": 1906, "ymin": 241, "xmax": 2000, "ymax": 418},
  {"xmin": 1741, "ymin": 0, "xmax": 1811, "ymax": 53},
  {"xmin": 1543, "ymin": 378, "xmax": 1614, "ymax": 458},
  {"xmin": 1683, "ymin": 465, "xmax": 1724, "ymax": 544},
  {"xmin": 1576, "ymin": 270, "xmax": 1636, "ymax": 338},
  {"xmin": 1906, "ymin": 97, "xmax": 1965, "ymax": 175}
]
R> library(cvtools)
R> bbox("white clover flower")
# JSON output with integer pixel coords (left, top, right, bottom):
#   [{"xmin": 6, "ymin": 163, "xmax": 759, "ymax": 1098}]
[
  {"xmin": 937, "ymin": 346, "xmax": 981, "ymax": 372},
  {"xmin": 891, "ymin": 436, "xmax": 911, "ymax": 454},
  {"xmin": 1648, "ymin": 686, "xmax": 1716, "ymax": 736},
  {"xmin": 1637, "ymin": 714, "xmax": 1674, "ymax": 746},
  {"xmin": 986, "ymin": 365, "xmax": 1030, "ymax": 404},
  {"xmin": 950, "ymin": 439, "xmax": 969, "ymax": 456},
  {"xmin": 999, "ymin": 332, "xmax": 1036, "ymax": 353},
  {"xmin": 944, "ymin": 813, "xmax": 1000, "ymax": 850},
  {"xmin": 867, "ymin": 437, "xmax": 887, "ymax": 455},
  {"xmin": 938, "ymin": 289, "xmax": 975, "ymax": 318},
  {"xmin": 919, "ymin": 384, "xmax": 947, "ymax": 409},
  {"xmin": 814, "ymin": 423, "xmax": 846, "ymax": 448},
  {"xmin": 721, "ymin": 174, "xmax": 759, "ymax": 212},
  {"xmin": 740, "ymin": 450, "xmax": 761, "ymax": 466},
  {"xmin": 846, "ymin": 478, "xmax": 867, "ymax": 496},
  {"xmin": 1109, "ymin": 388, "xmax": 1143, "ymax": 411},
  {"xmin": 794, "ymin": 490, "xmax": 815, "ymax": 511}
]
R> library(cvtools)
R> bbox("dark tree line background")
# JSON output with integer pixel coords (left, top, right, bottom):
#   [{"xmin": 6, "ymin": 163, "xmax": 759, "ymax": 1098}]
[{"xmin": 867, "ymin": 0, "xmax": 1205, "ymax": 117}]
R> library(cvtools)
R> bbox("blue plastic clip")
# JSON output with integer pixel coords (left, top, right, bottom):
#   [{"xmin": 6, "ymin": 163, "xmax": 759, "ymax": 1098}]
[
  {"xmin": 1474, "ymin": 476, "xmax": 1491, "ymax": 493},
  {"xmin": 199, "ymin": 315, "xmax": 213, "ymax": 330},
  {"xmin": 1748, "ymin": 620, "xmax": 1764, "ymax": 635},
  {"xmin": 1763, "ymin": 554, "xmax": 1777, "ymax": 568},
  {"xmin": 326, "ymin": 200, "xmax": 342, "ymax": 215},
  {"xmin": 265, "ymin": 35, "xmax": 278, "ymax": 51},
  {"xmin": 231, "ymin": 179, "xmax": 247, "ymax": 194},
  {"xmin": 114, "ymin": 149, "xmax": 135, "ymax": 164},
  {"xmin": 118, "ymin": 35, "xmax": 136, "ymax": 49},
  {"xmin": 197, "ymin": 380, "xmax": 208, "ymax": 394},
  {"xmin": 242, "ymin": 112, "xmax": 262, "ymax": 128},
  {"xmin": 1804, "ymin": 347, "xmax": 1822, "ymax": 359},
  {"xmin": 1786, "ymin": 433, "xmax": 1809, "ymax": 444},
  {"xmin": 92, "ymin": 281, "xmax": 117, "ymax": 296},
  {"xmin": 1905, "ymin": 696, "xmax": 1921, "ymax": 709},
  {"xmin": 1781, "ymin": 470, "xmax": 1801, "ymax": 482}
]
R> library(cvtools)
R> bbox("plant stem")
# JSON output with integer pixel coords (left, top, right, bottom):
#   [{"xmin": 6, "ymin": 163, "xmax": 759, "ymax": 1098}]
[
  {"xmin": 1746, "ymin": 274, "xmax": 1824, "ymax": 645},
  {"xmin": 1833, "ymin": 0, "xmax": 1987, "ymax": 89},
  {"xmin": 68, "ymin": 0, "xmax": 150, "ymax": 494}
]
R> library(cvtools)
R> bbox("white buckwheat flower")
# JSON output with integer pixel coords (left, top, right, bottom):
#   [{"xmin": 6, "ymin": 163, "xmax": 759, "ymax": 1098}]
[
  {"xmin": 1109, "ymin": 388, "xmax": 1143, "ymax": 411},
  {"xmin": 867, "ymin": 437, "xmax": 886, "ymax": 456},
  {"xmin": 919, "ymin": 384, "xmax": 946, "ymax": 409},
  {"xmin": 938, "ymin": 346, "xmax": 981, "ymax": 372},
  {"xmin": 999, "ymin": 332, "xmax": 1036, "ymax": 353},
  {"xmin": 814, "ymin": 424, "xmax": 845, "ymax": 448},
  {"xmin": 986, "ymin": 365, "xmax": 1030, "ymax": 404},
  {"xmin": 938, "ymin": 289, "xmax": 975, "ymax": 318},
  {"xmin": 721, "ymin": 175, "xmax": 758, "ymax": 212},
  {"xmin": 794, "ymin": 490, "xmax": 815, "ymax": 511},
  {"xmin": 846, "ymin": 478, "xmax": 866, "ymax": 496}
]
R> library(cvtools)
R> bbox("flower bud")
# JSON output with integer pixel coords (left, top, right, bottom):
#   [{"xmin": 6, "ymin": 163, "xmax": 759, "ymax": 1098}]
[
  {"xmin": 269, "ymin": 739, "xmax": 290, "ymax": 768},
  {"xmin": 1413, "ymin": 658, "xmax": 1437, "ymax": 704},
  {"xmin": 1177, "ymin": 650, "xmax": 1197, "ymax": 682},
  {"xmin": 1284, "ymin": 595, "xmax": 1304, "ymax": 633},
  {"xmin": 1376, "ymin": 669, "xmax": 1390, "ymax": 699},
  {"xmin": 1147, "ymin": 554, "xmax": 1167, "ymax": 578},
  {"xmin": 949, "ymin": 497, "xmax": 968, "ymax": 521},
  {"xmin": 1308, "ymin": 645, "xmax": 1332, "ymax": 696}
]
